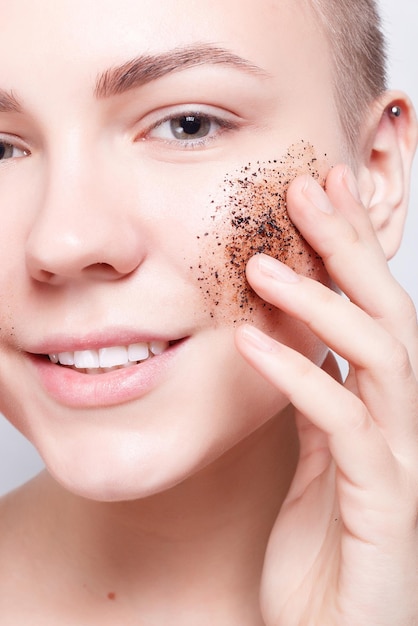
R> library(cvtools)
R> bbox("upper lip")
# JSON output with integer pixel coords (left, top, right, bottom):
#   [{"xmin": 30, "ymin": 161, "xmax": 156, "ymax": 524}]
[{"xmin": 25, "ymin": 328, "xmax": 188, "ymax": 356}]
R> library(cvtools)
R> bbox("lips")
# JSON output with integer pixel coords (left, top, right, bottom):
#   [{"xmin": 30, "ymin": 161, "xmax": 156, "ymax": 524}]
[
  {"xmin": 48, "ymin": 340, "xmax": 171, "ymax": 374},
  {"xmin": 29, "ymin": 336, "xmax": 187, "ymax": 407}
]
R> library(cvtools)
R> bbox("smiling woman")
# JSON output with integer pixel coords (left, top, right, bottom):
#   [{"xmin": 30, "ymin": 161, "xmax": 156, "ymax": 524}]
[{"xmin": 0, "ymin": 0, "xmax": 417, "ymax": 625}]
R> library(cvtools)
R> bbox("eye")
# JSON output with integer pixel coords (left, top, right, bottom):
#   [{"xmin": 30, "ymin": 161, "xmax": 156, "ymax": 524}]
[
  {"xmin": 167, "ymin": 115, "xmax": 214, "ymax": 140},
  {"xmin": 144, "ymin": 110, "xmax": 236, "ymax": 148},
  {"xmin": 0, "ymin": 139, "xmax": 29, "ymax": 161}
]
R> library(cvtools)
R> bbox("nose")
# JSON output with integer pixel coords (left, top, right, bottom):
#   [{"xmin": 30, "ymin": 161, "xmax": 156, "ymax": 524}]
[{"xmin": 25, "ymin": 150, "xmax": 146, "ymax": 285}]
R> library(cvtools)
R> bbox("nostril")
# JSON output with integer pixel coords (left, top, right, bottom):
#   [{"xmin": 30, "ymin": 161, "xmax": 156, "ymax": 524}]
[
  {"xmin": 25, "ymin": 215, "xmax": 146, "ymax": 282},
  {"xmin": 82, "ymin": 262, "xmax": 133, "ymax": 280},
  {"xmin": 30, "ymin": 268, "xmax": 56, "ymax": 284},
  {"xmin": 86, "ymin": 262, "xmax": 114, "ymax": 271}
]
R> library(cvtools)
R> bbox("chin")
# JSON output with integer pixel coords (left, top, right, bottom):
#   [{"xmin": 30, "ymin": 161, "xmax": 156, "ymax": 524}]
[
  {"xmin": 38, "ymin": 427, "xmax": 228, "ymax": 502},
  {"xmin": 41, "ymin": 436, "xmax": 200, "ymax": 502},
  {"xmin": 38, "ymin": 393, "xmax": 286, "ymax": 503},
  {"xmin": 8, "ymin": 330, "xmax": 293, "ymax": 501}
]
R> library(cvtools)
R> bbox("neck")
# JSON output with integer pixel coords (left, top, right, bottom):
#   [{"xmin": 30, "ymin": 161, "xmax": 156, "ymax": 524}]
[{"xmin": 35, "ymin": 407, "xmax": 298, "ymax": 621}]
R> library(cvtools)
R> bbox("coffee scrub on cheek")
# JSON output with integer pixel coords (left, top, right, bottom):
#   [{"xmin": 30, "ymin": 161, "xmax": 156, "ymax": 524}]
[{"xmin": 193, "ymin": 142, "xmax": 330, "ymax": 323}]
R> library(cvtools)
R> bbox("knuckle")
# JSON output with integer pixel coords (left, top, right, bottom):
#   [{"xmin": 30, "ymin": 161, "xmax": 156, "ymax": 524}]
[
  {"xmin": 400, "ymin": 292, "xmax": 418, "ymax": 327},
  {"xmin": 383, "ymin": 289, "xmax": 417, "ymax": 331},
  {"xmin": 347, "ymin": 399, "xmax": 371, "ymax": 434},
  {"xmin": 387, "ymin": 339, "xmax": 412, "ymax": 376}
]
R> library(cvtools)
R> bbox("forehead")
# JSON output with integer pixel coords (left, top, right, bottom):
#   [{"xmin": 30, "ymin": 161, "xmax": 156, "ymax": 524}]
[{"xmin": 0, "ymin": 0, "xmax": 329, "ymax": 85}]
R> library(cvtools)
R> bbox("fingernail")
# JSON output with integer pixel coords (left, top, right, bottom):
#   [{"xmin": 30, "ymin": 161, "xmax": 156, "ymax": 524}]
[
  {"xmin": 302, "ymin": 176, "xmax": 334, "ymax": 214},
  {"xmin": 241, "ymin": 325, "xmax": 279, "ymax": 353},
  {"xmin": 257, "ymin": 254, "xmax": 299, "ymax": 283},
  {"xmin": 342, "ymin": 166, "xmax": 361, "ymax": 202}
]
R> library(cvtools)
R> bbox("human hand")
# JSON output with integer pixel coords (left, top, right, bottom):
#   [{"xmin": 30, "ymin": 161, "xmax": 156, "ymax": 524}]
[{"xmin": 235, "ymin": 165, "xmax": 418, "ymax": 626}]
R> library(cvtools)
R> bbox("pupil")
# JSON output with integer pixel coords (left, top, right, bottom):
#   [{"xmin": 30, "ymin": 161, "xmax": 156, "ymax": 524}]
[
  {"xmin": 0, "ymin": 144, "xmax": 5, "ymax": 159},
  {"xmin": 180, "ymin": 116, "xmax": 201, "ymax": 135},
  {"xmin": 169, "ymin": 115, "xmax": 212, "ymax": 141}
]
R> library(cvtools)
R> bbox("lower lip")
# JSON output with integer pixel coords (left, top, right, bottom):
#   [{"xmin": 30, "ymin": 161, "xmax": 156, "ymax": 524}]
[{"xmin": 28, "ymin": 341, "xmax": 186, "ymax": 408}]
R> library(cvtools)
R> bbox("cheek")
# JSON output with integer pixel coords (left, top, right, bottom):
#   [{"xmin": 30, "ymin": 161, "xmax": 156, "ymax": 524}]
[{"xmin": 193, "ymin": 142, "xmax": 330, "ymax": 324}]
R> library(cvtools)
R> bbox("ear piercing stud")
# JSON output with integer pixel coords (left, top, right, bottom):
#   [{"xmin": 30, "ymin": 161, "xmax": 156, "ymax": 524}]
[{"xmin": 389, "ymin": 105, "xmax": 402, "ymax": 117}]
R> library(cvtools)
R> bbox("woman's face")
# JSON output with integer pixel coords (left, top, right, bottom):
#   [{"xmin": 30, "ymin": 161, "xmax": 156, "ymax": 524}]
[{"xmin": 0, "ymin": 0, "xmax": 347, "ymax": 499}]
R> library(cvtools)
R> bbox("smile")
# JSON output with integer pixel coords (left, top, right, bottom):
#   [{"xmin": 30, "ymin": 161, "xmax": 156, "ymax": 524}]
[
  {"xmin": 30, "ymin": 337, "xmax": 187, "ymax": 407},
  {"xmin": 48, "ymin": 340, "xmax": 170, "ymax": 375}
]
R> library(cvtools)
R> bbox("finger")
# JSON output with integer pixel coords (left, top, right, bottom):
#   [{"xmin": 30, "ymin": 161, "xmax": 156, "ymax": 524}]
[
  {"xmin": 235, "ymin": 323, "xmax": 401, "ymax": 496},
  {"xmin": 246, "ymin": 253, "xmax": 403, "ymax": 373},
  {"xmin": 245, "ymin": 254, "xmax": 418, "ymax": 454},
  {"xmin": 286, "ymin": 167, "xmax": 418, "ymax": 367},
  {"xmin": 286, "ymin": 352, "xmax": 340, "ymax": 501}
]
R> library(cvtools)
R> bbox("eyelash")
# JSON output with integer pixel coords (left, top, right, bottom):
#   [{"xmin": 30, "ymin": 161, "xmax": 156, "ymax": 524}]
[
  {"xmin": 0, "ymin": 109, "xmax": 239, "ymax": 161},
  {"xmin": 0, "ymin": 136, "xmax": 30, "ymax": 162},
  {"xmin": 140, "ymin": 109, "xmax": 239, "ymax": 149}
]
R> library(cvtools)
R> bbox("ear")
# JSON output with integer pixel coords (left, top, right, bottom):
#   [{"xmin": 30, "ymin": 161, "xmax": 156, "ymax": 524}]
[{"xmin": 356, "ymin": 90, "xmax": 418, "ymax": 259}]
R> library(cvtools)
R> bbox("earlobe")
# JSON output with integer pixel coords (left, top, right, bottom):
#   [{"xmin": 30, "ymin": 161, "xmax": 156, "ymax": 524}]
[{"xmin": 356, "ymin": 91, "xmax": 418, "ymax": 260}]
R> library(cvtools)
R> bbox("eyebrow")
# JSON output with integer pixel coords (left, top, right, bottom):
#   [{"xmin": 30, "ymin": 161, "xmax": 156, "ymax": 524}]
[
  {"xmin": 95, "ymin": 43, "xmax": 268, "ymax": 99},
  {"xmin": 0, "ymin": 90, "xmax": 22, "ymax": 113}
]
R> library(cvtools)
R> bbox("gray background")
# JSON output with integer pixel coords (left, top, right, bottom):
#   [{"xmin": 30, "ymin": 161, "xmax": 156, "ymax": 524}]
[{"xmin": 1, "ymin": 0, "xmax": 417, "ymax": 496}]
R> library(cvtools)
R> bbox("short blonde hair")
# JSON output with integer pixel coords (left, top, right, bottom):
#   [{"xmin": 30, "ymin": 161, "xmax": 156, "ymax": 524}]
[{"xmin": 310, "ymin": 0, "xmax": 387, "ymax": 155}]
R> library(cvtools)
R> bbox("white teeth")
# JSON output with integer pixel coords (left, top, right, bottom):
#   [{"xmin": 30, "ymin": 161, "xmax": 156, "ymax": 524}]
[
  {"xmin": 58, "ymin": 351, "xmax": 75, "ymax": 366},
  {"xmin": 74, "ymin": 349, "xmax": 100, "ymax": 369},
  {"xmin": 99, "ymin": 346, "xmax": 128, "ymax": 368},
  {"xmin": 128, "ymin": 342, "xmax": 149, "ymax": 361},
  {"xmin": 48, "ymin": 340, "xmax": 171, "ymax": 369}
]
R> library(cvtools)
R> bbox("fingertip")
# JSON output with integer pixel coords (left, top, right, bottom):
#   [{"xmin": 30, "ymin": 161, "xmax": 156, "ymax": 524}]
[
  {"xmin": 245, "ymin": 253, "xmax": 259, "ymax": 274},
  {"xmin": 342, "ymin": 167, "xmax": 362, "ymax": 204},
  {"xmin": 235, "ymin": 323, "xmax": 280, "ymax": 354},
  {"xmin": 247, "ymin": 253, "xmax": 300, "ymax": 284},
  {"xmin": 325, "ymin": 164, "xmax": 361, "ymax": 203},
  {"xmin": 302, "ymin": 176, "xmax": 335, "ymax": 214},
  {"xmin": 244, "ymin": 254, "xmax": 259, "ymax": 288},
  {"xmin": 287, "ymin": 173, "xmax": 335, "ymax": 216},
  {"xmin": 324, "ymin": 163, "xmax": 346, "ymax": 187},
  {"xmin": 286, "ymin": 172, "xmax": 312, "ymax": 202},
  {"xmin": 325, "ymin": 164, "xmax": 371, "ymax": 229}
]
